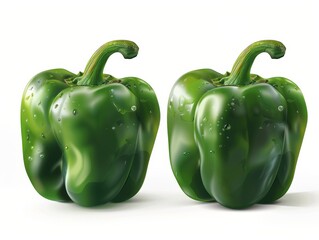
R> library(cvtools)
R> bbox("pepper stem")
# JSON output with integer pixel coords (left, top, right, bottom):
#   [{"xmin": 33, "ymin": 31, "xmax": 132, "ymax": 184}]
[
  {"xmin": 76, "ymin": 40, "xmax": 139, "ymax": 86},
  {"xmin": 223, "ymin": 40, "xmax": 286, "ymax": 86}
]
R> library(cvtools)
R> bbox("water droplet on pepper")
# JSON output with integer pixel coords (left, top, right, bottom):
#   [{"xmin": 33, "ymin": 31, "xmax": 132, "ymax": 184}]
[
  {"xmin": 223, "ymin": 124, "xmax": 231, "ymax": 131},
  {"xmin": 278, "ymin": 105, "xmax": 284, "ymax": 111},
  {"xmin": 131, "ymin": 105, "xmax": 137, "ymax": 111}
]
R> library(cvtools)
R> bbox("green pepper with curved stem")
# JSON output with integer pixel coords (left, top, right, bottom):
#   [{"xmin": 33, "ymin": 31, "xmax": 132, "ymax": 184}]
[
  {"xmin": 168, "ymin": 40, "xmax": 307, "ymax": 209},
  {"xmin": 21, "ymin": 40, "xmax": 160, "ymax": 207}
]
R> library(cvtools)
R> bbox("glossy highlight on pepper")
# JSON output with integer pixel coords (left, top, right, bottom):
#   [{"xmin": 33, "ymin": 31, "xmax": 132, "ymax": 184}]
[
  {"xmin": 167, "ymin": 40, "xmax": 307, "ymax": 209},
  {"xmin": 21, "ymin": 40, "xmax": 160, "ymax": 207}
]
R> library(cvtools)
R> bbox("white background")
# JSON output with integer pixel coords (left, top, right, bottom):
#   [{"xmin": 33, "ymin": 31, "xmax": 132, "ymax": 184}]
[{"xmin": 0, "ymin": 0, "xmax": 318, "ymax": 238}]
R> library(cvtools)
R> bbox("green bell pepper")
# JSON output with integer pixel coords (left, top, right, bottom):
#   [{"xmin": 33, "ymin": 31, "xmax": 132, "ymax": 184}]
[
  {"xmin": 21, "ymin": 40, "xmax": 160, "ymax": 207},
  {"xmin": 168, "ymin": 40, "xmax": 307, "ymax": 209}
]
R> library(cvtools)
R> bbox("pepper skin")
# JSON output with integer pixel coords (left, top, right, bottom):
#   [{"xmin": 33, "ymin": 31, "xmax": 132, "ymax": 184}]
[
  {"xmin": 21, "ymin": 40, "xmax": 160, "ymax": 207},
  {"xmin": 168, "ymin": 40, "xmax": 307, "ymax": 209}
]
